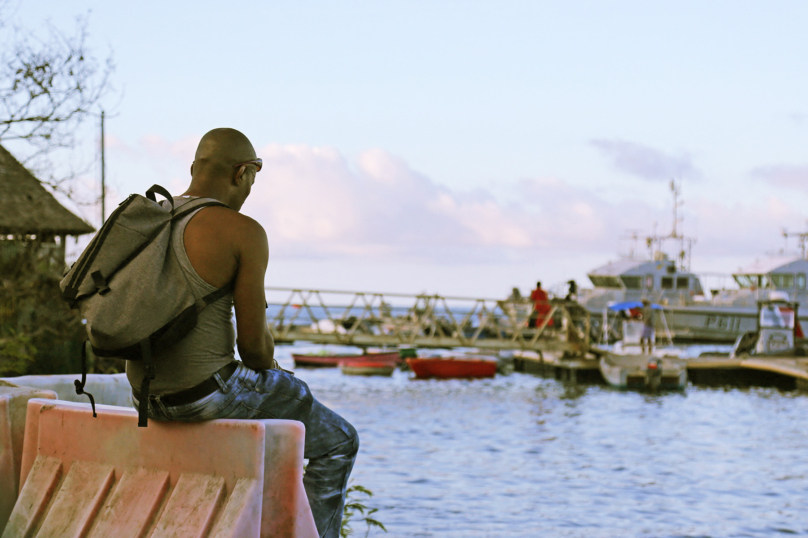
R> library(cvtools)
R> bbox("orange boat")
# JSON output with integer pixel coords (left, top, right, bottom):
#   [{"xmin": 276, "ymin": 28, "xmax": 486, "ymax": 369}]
[
  {"xmin": 339, "ymin": 361, "xmax": 397, "ymax": 377},
  {"xmin": 292, "ymin": 351, "xmax": 402, "ymax": 368},
  {"xmin": 406, "ymin": 357, "xmax": 498, "ymax": 379}
]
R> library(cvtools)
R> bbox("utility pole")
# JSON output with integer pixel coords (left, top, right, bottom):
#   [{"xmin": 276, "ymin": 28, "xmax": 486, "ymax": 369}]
[{"xmin": 100, "ymin": 110, "xmax": 106, "ymax": 225}]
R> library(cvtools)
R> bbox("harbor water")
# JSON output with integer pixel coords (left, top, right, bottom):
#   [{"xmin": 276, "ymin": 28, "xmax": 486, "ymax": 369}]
[{"xmin": 277, "ymin": 345, "xmax": 808, "ymax": 538}]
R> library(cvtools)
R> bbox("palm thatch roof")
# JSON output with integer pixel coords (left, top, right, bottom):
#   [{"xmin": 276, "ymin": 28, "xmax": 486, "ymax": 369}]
[{"xmin": 0, "ymin": 144, "xmax": 94, "ymax": 236}]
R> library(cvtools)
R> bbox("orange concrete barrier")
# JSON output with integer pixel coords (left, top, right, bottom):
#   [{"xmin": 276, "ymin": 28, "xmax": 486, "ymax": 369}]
[
  {"xmin": 0, "ymin": 384, "xmax": 57, "ymax": 536},
  {"xmin": 2, "ymin": 398, "xmax": 317, "ymax": 538}
]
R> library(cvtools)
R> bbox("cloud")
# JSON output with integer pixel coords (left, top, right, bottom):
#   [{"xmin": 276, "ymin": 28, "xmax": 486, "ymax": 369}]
[
  {"xmin": 101, "ymin": 136, "xmax": 807, "ymax": 272},
  {"xmin": 788, "ymin": 112, "xmax": 808, "ymax": 125},
  {"xmin": 243, "ymin": 145, "xmax": 535, "ymax": 262},
  {"xmin": 751, "ymin": 164, "xmax": 808, "ymax": 190},
  {"xmin": 590, "ymin": 139, "xmax": 701, "ymax": 181}
]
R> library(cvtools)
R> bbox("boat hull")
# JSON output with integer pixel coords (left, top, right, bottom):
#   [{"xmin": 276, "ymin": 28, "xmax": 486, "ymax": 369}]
[
  {"xmin": 599, "ymin": 353, "xmax": 687, "ymax": 390},
  {"xmin": 293, "ymin": 351, "xmax": 401, "ymax": 368},
  {"xmin": 406, "ymin": 358, "xmax": 497, "ymax": 379},
  {"xmin": 339, "ymin": 361, "xmax": 396, "ymax": 376}
]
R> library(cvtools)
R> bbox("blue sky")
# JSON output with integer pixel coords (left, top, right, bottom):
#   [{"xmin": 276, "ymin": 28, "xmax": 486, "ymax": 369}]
[{"xmin": 8, "ymin": 1, "xmax": 808, "ymax": 298}]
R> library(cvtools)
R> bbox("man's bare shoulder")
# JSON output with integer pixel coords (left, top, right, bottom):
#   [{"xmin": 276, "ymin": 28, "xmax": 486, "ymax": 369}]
[{"xmin": 194, "ymin": 205, "xmax": 267, "ymax": 242}]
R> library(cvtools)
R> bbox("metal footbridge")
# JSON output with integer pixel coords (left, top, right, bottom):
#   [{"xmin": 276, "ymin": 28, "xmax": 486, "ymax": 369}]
[{"xmin": 265, "ymin": 287, "xmax": 593, "ymax": 354}]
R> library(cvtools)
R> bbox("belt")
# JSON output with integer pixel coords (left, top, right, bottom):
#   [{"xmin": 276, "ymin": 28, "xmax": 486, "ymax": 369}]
[{"xmin": 132, "ymin": 361, "xmax": 238, "ymax": 407}]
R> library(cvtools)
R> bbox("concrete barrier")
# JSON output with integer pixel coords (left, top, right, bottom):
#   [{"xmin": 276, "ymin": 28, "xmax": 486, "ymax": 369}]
[
  {"xmin": 0, "ymin": 378, "xmax": 317, "ymax": 538},
  {"xmin": 0, "ymin": 373, "xmax": 132, "ymax": 407},
  {"xmin": 0, "ymin": 385, "xmax": 56, "ymax": 536}
]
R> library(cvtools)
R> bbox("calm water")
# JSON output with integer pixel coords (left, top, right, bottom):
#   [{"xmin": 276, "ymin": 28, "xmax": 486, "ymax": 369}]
[{"xmin": 276, "ymin": 346, "xmax": 808, "ymax": 538}]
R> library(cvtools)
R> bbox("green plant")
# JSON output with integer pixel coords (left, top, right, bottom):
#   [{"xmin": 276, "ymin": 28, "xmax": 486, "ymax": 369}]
[
  {"xmin": 0, "ymin": 328, "xmax": 36, "ymax": 376},
  {"xmin": 0, "ymin": 240, "xmax": 122, "ymax": 375},
  {"xmin": 341, "ymin": 483, "xmax": 387, "ymax": 538}
]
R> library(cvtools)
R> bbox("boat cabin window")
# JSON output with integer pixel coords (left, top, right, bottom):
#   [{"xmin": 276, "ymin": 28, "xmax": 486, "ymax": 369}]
[
  {"xmin": 661, "ymin": 276, "xmax": 674, "ymax": 289},
  {"xmin": 759, "ymin": 304, "xmax": 795, "ymax": 329},
  {"xmin": 771, "ymin": 273, "xmax": 795, "ymax": 289},
  {"xmin": 676, "ymin": 276, "xmax": 689, "ymax": 289},
  {"xmin": 798, "ymin": 274, "xmax": 806, "ymax": 290},
  {"xmin": 620, "ymin": 276, "xmax": 642, "ymax": 289},
  {"xmin": 589, "ymin": 275, "xmax": 623, "ymax": 288}
]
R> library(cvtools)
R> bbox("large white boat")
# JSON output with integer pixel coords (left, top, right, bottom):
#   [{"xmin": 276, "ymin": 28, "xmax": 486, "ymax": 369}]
[
  {"xmin": 580, "ymin": 253, "xmax": 808, "ymax": 343},
  {"xmin": 576, "ymin": 182, "xmax": 808, "ymax": 343}
]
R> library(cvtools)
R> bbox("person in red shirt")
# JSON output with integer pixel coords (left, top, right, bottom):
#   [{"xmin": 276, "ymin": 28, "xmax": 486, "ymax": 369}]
[{"xmin": 529, "ymin": 281, "xmax": 553, "ymax": 328}]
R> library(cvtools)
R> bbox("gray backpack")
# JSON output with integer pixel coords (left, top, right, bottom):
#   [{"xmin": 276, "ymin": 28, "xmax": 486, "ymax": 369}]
[{"xmin": 60, "ymin": 185, "xmax": 230, "ymax": 426}]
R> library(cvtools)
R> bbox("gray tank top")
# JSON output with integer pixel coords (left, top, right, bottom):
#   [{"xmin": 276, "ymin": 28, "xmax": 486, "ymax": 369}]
[{"xmin": 126, "ymin": 197, "xmax": 236, "ymax": 395}]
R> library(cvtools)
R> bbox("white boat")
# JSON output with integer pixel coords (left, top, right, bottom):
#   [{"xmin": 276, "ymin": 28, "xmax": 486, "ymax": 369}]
[
  {"xmin": 577, "ymin": 182, "xmax": 808, "ymax": 344},
  {"xmin": 599, "ymin": 352, "xmax": 688, "ymax": 391},
  {"xmin": 730, "ymin": 298, "xmax": 804, "ymax": 358}
]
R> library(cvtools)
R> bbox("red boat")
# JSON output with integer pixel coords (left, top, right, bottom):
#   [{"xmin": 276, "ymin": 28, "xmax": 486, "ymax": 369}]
[
  {"xmin": 406, "ymin": 357, "xmax": 498, "ymax": 379},
  {"xmin": 292, "ymin": 351, "xmax": 402, "ymax": 368}
]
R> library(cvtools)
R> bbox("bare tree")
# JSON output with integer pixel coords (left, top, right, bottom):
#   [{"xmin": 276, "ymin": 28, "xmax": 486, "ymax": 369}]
[{"xmin": 0, "ymin": 6, "xmax": 114, "ymax": 200}]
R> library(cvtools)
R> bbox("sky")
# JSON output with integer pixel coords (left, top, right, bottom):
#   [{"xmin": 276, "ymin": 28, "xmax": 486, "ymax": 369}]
[{"xmin": 6, "ymin": 1, "xmax": 808, "ymax": 299}]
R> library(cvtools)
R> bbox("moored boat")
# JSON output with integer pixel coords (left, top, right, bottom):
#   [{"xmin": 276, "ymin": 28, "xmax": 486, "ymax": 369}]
[
  {"xmin": 599, "ymin": 352, "xmax": 687, "ymax": 391},
  {"xmin": 406, "ymin": 357, "xmax": 497, "ymax": 379},
  {"xmin": 293, "ymin": 351, "xmax": 402, "ymax": 367},
  {"xmin": 339, "ymin": 361, "xmax": 397, "ymax": 376}
]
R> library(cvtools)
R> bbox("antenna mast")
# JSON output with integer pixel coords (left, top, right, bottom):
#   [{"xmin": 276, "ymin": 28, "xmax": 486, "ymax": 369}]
[
  {"xmin": 783, "ymin": 227, "xmax": 808, "ymax": 259},
  {"xmin": 100, "ymin": 110, "xmax": 106, "ymax": 225}
]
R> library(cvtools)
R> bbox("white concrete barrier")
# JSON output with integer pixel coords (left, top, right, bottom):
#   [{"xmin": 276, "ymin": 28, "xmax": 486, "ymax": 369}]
[{"xmin": 1, "ymin": 373, "xmax": 132, "ymax": 407}]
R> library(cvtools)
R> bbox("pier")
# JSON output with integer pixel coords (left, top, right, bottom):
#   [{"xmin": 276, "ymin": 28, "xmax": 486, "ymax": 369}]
[
  {"xmin": 512, "ymin": 349, "xmax": 808, "ymax": 391},
  {"xmin": 265, "ymin": 287, "xmax": 808, "ymax": 390},
  {"xmin": 265, "ymin": 287, "xmax": 593, "ymax": 355}
]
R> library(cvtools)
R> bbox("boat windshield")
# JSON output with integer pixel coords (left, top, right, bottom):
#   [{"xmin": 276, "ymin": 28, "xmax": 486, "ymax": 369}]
[
  {"xmin": 589, "ymin": 275, "xmax": 623, "ymax": 288},
  {"xmin": 734, "ymin": 274, "xmax": 769, "ymax": 289},
  {"xmin": 759, "ymin": 304, "xmax": 795, "ymax": 329}
]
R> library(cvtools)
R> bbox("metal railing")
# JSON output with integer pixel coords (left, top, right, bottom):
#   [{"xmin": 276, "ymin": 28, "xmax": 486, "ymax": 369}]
[{"xmin": 265, "ymin": 287, "xmax": 592, "ymax": 353}]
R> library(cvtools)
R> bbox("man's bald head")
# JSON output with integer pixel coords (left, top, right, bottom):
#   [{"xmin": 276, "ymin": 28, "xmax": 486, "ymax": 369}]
[
  {"xmin": 192, "ymin": 128, "xmax": 257, "ymax": 181},
  {"xmin": 185, "ymin": 128, "xmax": 260, "ymax": 210}
]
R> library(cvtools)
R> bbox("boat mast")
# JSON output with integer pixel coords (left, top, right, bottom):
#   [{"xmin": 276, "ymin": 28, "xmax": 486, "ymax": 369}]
[
  {"xmin": 668, "ymin": 179, "xmax": 695, "ymax": 272},
  {"xmin": 782, "ymin": 228, "xmax": 808, "ymax": 259}
]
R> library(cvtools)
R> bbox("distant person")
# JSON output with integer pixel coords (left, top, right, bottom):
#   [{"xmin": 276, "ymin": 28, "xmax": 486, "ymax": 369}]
[
  {"xmin": 565, "ymin": 280, "xmax": 578, "ymax": 301},
  {"xmin": 529, "ymin": 281, "xmax": 553, "ymax": 328},
  {"xmin": 508, "ymin": 287, "xmax": 523, "ymax": 302},
  {"xmin": 640, "ymin": 299, "xmax": 655, "ymax": 354}
]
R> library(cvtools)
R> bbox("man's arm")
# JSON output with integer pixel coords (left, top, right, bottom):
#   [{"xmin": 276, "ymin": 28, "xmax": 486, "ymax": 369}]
[{"xmin": 232, "ymin": 217, "xmax": 276, "ymax": 370}]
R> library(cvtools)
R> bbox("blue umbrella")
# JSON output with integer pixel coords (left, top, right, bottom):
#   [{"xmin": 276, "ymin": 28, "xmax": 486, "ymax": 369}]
[{"xmin": 607, "ymin": 300, "xmax": 663, "ymax": 311}]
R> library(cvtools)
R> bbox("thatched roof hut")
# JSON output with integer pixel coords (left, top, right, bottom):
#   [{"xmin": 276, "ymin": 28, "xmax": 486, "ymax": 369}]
[{"xmin": 0, "ymin": 144, "xmax": 94, "ymax": 238}]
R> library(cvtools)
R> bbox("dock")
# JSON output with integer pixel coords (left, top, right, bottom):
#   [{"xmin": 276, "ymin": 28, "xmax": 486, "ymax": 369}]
[
  {"xmin": 513, "ymin": 349, "xmax": 808, "ymax": 391},
  {"xmin": 265, "ymin": 287, "xmax": 808, "ymax": 392}
]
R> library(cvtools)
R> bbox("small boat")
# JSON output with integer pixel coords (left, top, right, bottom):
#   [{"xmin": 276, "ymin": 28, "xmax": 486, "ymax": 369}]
[
  {"xmin": 339, "ymin": 361, "xmax": 396, "ymax": 377},
  {"xmin": 599, "ymin": 352, "xmax": 687, "ymax": 390},
  {"xmin": 292, "ymin": 351, "xmax": 401, "ymax": 368},
  {"xmin": 406, "ymin": 357, "xmax": 497, "ymax": 380}
]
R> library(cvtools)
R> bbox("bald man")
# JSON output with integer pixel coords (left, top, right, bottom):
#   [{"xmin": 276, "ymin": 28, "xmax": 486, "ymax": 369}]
[{"xmin": 127, "ymin": 128, "xmax": 358, "ymax": 538}]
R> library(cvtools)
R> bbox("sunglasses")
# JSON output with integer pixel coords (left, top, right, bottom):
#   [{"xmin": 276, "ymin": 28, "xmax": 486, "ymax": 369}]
[{"xmin": 233, "ymin": 158, "xmax": 263, "ymax": 172}]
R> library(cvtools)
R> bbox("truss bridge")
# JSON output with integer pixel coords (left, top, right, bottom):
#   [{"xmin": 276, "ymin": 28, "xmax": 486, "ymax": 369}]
[{"xmin": 265, "ymin": 287, "xmax": 593, "ymax": 355}]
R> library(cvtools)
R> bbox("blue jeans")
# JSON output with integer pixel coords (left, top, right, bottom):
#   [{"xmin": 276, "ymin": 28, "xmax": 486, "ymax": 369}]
[{"xmin": 132, "ymin": 362, "xmax": 358, "ymax": 538}]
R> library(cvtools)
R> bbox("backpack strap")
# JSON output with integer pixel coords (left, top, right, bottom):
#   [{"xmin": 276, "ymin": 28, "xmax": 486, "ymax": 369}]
[
  {"xmin": 146, "ymin": 184, "xmax": 175, "ymax": 209},
  {"xmin": 74, "ymin": 341, "xmax": 98, "ymax": 418},
  {"xmin": 138, "ymin": 339, "xmax": 155, "ymax": 427}
]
